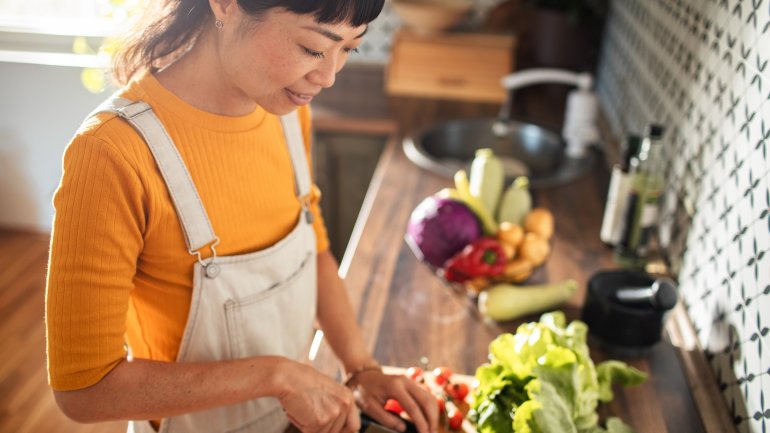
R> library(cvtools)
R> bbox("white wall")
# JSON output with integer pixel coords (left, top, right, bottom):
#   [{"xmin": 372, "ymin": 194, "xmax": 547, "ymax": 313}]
[{"xmin": 0, "ymin": 61, "xmax": 107, "ymax": 232}]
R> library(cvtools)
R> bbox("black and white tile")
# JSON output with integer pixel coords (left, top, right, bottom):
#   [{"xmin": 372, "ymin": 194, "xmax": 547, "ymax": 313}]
[{"xmin": 597, "ymin": 0, "xmax": 770, "ymax": 431}]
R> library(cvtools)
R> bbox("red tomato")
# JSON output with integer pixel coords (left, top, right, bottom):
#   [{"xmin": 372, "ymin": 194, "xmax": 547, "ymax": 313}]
[
  {"xmin": 406, "ymin": 366, "xmax": 424, "ymax": 381},
  {"xmin": 447, "ymin": 409, "xmax": 463, "ymax": 430},
  {"xmin": 436, "ymin": 397, "xmax": 446, "ymax": 414},
  {"xmin": 445, "ymin": 382, "xmax": 470, "ymax": 402},
  {"xmin": 432, "ymin": 366, "xmax": 452, "ymax": 385},
  {"xmin": 384, "ymin": 398, "xmax": 404, "ymax": 415}
]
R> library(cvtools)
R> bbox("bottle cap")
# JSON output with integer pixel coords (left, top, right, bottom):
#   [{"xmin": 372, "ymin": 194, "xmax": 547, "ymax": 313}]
[
  {"xmin": 622, "ymin": 135, "xmax": 642, "ymax": 167},
  {"xmin": 646, "ymin": 124, "xmax": 665, "ymax": 140}
]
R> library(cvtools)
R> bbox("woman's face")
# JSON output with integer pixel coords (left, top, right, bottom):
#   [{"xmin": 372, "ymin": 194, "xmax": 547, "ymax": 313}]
[{"xmin": 214, "ymin": 7, "xmax": 367, "ymax": 115}]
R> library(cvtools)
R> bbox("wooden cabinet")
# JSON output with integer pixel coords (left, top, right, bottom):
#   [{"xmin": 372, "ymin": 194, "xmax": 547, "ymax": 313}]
[
  {"xmin": 312, "ymin": 131, "xmax": 387, "ymax": 260},
  {"xmin": 386, "ymin": 30, "xmax": 517, "ymax": 103}
]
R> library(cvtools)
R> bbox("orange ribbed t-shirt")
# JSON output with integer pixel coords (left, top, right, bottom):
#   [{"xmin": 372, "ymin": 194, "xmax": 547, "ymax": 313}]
[{"xmin": 46, "ymin": 72, "xmax": 330, "ymax": 391}]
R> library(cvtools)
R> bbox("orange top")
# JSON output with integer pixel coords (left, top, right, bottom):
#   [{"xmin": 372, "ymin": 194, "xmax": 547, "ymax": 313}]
[{"xmin": 46, "ymin": 72, "xmax": 330, "ymax": 391}]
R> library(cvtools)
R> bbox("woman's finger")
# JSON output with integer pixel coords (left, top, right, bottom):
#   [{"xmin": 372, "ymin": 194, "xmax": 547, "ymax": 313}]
[
  {"xmin": 343, "ymin": 403, "xmax": 361, "ymax": 433},
  {"xmin": 405, "ymin": 379, "xmax": 439, "ymax": 432},
  {"xmin": 394, "ymin": 391, "xmax": 429, "ymax": 433},
  {"xmin": 328, "ymin": 390, "xmax": 357, "ymax": 433},
  {"xmin": 326, "ymin": 407, "xmax": 348, "ymax": 433},
  {"xmin": 362, "ymin": 397, "xmax": 407, "ymax": 432}
]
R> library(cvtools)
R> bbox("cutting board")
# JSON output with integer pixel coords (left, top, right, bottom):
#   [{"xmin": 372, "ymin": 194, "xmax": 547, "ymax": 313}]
[{"xmin": 382, "ymin": 366, "xmax": 477, "ymax": 433}]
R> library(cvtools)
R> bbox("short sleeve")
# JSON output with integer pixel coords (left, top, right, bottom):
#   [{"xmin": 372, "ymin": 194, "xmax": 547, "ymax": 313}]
[{"xmin": 46, "ymin": 130, "xmax": 146, "ymax": 390}]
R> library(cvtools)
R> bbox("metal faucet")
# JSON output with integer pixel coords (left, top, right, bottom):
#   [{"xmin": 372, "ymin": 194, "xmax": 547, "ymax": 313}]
[{"xmin": 492, "ymin": 69, "xmax": 599, "ymax": 158}]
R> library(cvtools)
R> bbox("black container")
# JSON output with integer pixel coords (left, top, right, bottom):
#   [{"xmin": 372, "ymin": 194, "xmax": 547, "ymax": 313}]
[{"xmin": 582, "ymin": 269, "xmax": 676, "ymax": 356}]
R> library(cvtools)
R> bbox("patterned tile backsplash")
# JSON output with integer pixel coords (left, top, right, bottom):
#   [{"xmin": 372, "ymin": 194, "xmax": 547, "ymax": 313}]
[
  {"xmin": 596, "ymin": 0, "xmax": 769, "ymax": 431},
  {"xmin": 361, "ymin": 0, "xmax": 769, "ymax": 430}
]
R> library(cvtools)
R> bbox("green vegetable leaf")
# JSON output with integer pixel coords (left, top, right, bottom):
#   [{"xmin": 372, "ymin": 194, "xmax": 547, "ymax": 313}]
[
  {"xmin": 605, "ymin": 417, "xmax": 638, "ymax": 433},
  {"xmin": 596, "ymin": 361, "xmax": 647, "ymax": 402},
  {"xmin": 514, "ymin": 380, "xmax": 578, "ymax": 433},
  {"xmin": 512, "ymin": 400, "xmax": 541, "ymax": 433},
  {"xmin": 472, "ymin": 312, "xmax": 645, "ymax": 433},
  {"xmin": 577, "ymin": 417, "xmax": 637, "ymax": 433},
  {"xmin": 475, "ymin": 397, "xmax": 515, "ymax": 433}
]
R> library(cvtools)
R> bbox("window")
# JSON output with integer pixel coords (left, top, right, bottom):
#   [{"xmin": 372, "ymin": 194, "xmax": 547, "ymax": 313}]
[
  {"xmin": 0, "ymin": 0, "xmax": 133, "ymax": 35},
  {"xmin": 0, "ymin": 0, "xmax": 141, "ymax": 69}
]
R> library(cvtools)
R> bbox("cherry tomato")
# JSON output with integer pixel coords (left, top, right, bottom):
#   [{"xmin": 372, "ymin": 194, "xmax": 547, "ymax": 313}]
[
  {"xmin": 436, "ymin": 397, "xmax": 446, "ymax": 414},
  {"xmin": 406, "ymin": 366, "xmax": 424, "ymax": 381},
  {"xmin": 445, "ymin": 382, "xmax": 470, "ymax": 402},
  {"xmin": 447, "ymin": 409, "xmax": 463, "ymax": 430},
  {"xmin": 432, "ymin": 366, "xmax": 452, "ymax": 385},
  {"xmin": 384, "ymin": 398, "xmax": 404, "ymax": 415}
]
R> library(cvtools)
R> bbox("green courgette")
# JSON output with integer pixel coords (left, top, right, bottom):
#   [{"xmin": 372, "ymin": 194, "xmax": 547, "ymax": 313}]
[
  {"xmin": 497, "ymin": 176, "xmax": 532, "ymax": 225},
  {"xmin": 477, "ymin": 279, "xmax": 578, "ymax": 322},
  {"xmin": 469, "ymin": 148, "xmax": 505, "ymax": 217}
]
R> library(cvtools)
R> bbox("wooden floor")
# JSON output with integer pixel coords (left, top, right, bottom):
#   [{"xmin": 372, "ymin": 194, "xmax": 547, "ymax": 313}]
[{"xmin": 0, "ymin": 227, "xmax": 126, "ymax": 433}]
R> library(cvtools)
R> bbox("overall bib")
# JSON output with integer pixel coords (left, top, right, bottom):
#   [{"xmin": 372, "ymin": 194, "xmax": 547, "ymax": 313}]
[{"xmin": 91, "ymin": 97, "xmax": 318, "ymax": 433}]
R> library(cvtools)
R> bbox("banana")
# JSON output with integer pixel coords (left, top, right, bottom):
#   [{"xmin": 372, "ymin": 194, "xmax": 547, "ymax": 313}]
[
  {"xmin": 454, "ymin": 170, "xmax": 498, "ymax": 235},
  {"xmin": 497, "ymin": 176, "xmax": 532, "ymax": 225}
]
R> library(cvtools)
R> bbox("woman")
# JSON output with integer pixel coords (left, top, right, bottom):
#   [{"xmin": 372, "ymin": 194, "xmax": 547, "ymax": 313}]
[{"xmin": 45, "ymin": 1, "xmax": 438, "ymax": 433}]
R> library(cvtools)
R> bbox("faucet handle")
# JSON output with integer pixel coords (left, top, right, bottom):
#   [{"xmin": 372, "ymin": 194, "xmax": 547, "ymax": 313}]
[
  {"xmin": 575, "ymin": 73, "xmax": 593, "ymax": 90},
  {"xmin": 500, "ymin": 68, "xmax": 593, "ymax": 91}
]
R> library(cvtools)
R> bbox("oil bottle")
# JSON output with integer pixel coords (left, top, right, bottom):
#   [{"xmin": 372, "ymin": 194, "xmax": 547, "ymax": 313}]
[{"xmin": 614, "ymin": 124, "xmax": 666, "ymax": 269}]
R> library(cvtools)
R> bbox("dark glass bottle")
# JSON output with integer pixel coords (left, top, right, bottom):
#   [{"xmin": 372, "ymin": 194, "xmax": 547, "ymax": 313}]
[{"xmin": 614, "ymin": 124, "xmax": 666, "ymax": 269}]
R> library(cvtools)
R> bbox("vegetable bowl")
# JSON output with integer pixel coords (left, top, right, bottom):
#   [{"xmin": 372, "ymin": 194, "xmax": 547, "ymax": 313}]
[{"xmin": 405, "ymin": 149, "xmax": 577, "ymax": 321}]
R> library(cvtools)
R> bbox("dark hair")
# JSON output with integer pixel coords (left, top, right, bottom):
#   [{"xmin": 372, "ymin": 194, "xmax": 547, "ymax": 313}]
[{"xmin": 112, "ymin": 0, "xmax": 384, "ymax": 85}]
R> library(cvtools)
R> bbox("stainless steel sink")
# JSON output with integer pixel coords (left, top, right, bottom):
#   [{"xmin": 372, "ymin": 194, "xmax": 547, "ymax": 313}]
[{"xmin": 403, "ymin": 118, "xmax": 597, "ymax": 188}]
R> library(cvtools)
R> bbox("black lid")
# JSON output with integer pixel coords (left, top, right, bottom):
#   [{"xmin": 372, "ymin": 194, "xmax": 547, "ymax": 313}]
[
  {"xmin": 622, "ymin": 135, "xmax": 642, "ymax": 167},
  {"xmin": 646, "ymin": 124, "xmax": 665, "ymax": 140},
  {"xmin": 581, "ymin": 269, "xmax": 677, "ymax": 356}
]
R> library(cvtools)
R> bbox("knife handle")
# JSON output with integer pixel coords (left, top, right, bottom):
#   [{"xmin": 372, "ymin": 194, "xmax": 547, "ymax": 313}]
[{"xmin": 360, "ymin": 412, "xmax": 418, "ymax": 433}]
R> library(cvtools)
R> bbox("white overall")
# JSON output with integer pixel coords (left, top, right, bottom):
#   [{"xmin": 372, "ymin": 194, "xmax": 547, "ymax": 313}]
[{"xmin": 91, "ymin": 97, "xmax": 318, "ymax": 433}]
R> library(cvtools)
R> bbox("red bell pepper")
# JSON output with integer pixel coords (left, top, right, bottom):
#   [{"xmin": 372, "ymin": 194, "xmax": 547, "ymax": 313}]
[{"xmin": 443, "ymin": 237, "xmax": 506, "ymax": 282}]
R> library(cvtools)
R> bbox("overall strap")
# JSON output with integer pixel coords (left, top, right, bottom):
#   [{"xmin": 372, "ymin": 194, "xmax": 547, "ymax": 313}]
[
  {"xmin": 89, "ymin": 96, "xmax": 219, "ymax": 256},
  {"xmin": 279, "ymin": 110, "xmax": 313, "ymax": 220}
]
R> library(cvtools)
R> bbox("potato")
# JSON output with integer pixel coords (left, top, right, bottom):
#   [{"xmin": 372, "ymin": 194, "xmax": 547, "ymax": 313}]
[
  {"xmin": 502, "ymin": 258, "xmax": 534, "ymax": 282},
  {"xmin": 497, "ymin": 222, "xmax": 525, "ymax": 248},
  {"xmin": 518, "ymin": 232, "xmax": 550, "ymax": 266},
  {"xmin": 501, "ymin": 242, "xmax": 517, "ymax": 260},
  {"xmin": 523, "ymin": 208, "xmax": 554, "ymax": 240}
]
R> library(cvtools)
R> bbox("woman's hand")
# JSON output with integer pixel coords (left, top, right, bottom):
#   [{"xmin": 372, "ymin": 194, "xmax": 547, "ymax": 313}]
[
  {"xmin": 348, "ymin": 370, "xmax": 438, "ymax": 433},
  {"xmin": 276, "ymin": 361, "xmax": 360, "ymax": 433}
]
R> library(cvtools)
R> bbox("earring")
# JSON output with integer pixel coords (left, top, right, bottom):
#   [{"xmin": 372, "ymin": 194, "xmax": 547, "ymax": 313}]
[{"xmin": 215, "ymin": 19, "xmax": 224, "ymax": 29}]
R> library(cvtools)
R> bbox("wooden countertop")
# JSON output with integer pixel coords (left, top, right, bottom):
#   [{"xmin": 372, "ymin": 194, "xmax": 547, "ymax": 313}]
[{"xmin": 311, "ymin": 95, "xmax": 732, "ymax": 433}]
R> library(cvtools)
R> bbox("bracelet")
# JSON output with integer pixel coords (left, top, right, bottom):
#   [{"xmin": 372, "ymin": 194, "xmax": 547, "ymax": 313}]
[{"xmin": 344, "ymin": 363, "xmax": 382, "ymax": 386}]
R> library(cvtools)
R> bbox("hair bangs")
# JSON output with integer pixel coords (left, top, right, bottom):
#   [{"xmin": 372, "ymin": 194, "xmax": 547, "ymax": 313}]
[
  {"xmin": 304, "ymin": 0, "xmax": 384, "ymax": 26},
  {"xmin": 239, "ymin": 0, "xmax": 384, "ymax": 26}
]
